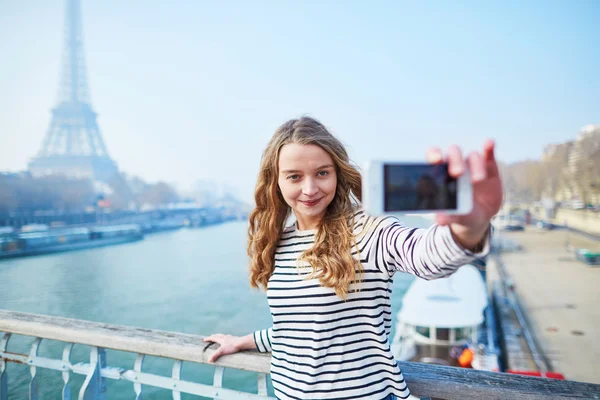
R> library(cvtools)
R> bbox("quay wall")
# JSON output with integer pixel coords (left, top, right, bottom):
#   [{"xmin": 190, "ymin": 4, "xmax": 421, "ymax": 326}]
[
  {"xmin": 553, "ymin": 209, "xmax": 600, "ymax": 236},
  {"xmin": 529, "ymin": 208, "xmax": 600, "ymax": 236}
]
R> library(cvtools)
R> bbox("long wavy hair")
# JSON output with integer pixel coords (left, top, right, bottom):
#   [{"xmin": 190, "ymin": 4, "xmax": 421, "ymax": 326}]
[{"xmin": 248, "ymin": 116, "xmax": 363, "ymax": 299}]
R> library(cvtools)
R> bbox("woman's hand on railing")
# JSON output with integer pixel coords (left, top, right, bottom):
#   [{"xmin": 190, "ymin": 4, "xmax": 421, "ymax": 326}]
[{"xmin": 203, "ymin": 333, "xmax": 256, "ymax": 363}]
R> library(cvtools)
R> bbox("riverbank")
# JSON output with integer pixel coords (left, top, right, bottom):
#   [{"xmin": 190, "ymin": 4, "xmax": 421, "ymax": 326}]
[
  {"xmin": 0, "ymin": 217, "xmax": 242, "ymax": 261},
  {"xmin": 488, "ymin": 227, "xmax": 600, "ymax": 384}
]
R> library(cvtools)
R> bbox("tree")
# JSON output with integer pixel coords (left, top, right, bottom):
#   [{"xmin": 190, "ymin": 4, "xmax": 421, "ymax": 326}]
[
  {"xmin": 0, "ymin": 174, "xmax": 95, "ymax": 213},
  {"xmin": 106, "ymin": 173, "xmax": 135, "ymax": 210},
  {"xmin": 136, "ymin": 182, "xmax": 180, "ymax": 207}
]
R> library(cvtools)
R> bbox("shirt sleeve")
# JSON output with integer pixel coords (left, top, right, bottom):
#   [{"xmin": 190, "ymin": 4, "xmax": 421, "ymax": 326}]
[
  {"xmin": 373, "ymin": 217, "xmax": 491, "ymax": 279},
  {"xmin": 253, "ymin": 328, "xmax": 273, "ymax": 353}
]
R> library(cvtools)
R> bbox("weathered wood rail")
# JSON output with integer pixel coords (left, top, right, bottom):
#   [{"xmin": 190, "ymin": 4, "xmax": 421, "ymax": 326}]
[{"xmin": 1, "ymin": 310, "xmax": 599, "ymax": 399}]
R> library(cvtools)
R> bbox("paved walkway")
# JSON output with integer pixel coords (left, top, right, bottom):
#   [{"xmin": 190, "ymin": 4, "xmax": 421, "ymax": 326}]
[{"xmin": 491, "ymin": 227, "xmax": 600, "ymax": 384}]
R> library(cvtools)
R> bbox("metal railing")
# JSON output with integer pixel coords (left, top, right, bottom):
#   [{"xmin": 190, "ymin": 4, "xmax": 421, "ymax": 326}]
[
  {"xmin": 1, "ymin": 310, "xmax": 599, "ymax": 400},
  {"xmin": 0, "ymin": 310, "xmax": 273, "ymax": 399}
]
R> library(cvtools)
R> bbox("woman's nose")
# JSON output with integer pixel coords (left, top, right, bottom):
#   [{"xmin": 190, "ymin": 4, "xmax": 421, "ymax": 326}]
[{"xmin": 302, "ymin": 179, "xmax": 318, "ymax": 196}]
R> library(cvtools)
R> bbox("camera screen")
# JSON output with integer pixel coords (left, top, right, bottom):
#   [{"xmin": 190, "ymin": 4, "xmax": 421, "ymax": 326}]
[{"xmin": 383, "ymin": 163, "xmax": 457, "ymax": 212}]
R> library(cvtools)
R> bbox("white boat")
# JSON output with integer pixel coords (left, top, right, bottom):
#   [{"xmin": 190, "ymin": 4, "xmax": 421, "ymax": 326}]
[{"xmin": 391, "ymin": 264, "xmax": 499, "ymax": 371}]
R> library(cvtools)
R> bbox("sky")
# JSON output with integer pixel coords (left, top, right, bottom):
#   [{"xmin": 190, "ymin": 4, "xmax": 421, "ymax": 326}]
[{"xmin": 1, "ymin": 0, "xmax": 599, "ymax": 202}]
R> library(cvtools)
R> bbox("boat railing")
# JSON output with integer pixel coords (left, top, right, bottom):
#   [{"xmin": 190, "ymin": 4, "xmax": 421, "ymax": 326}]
[
  {"xmin": 1, "ymin": 310, "xmax": 599, "ymax": 400},
  {"xmin": 409, "ymin": 325, "xmax": 477, "ymax": 346}
]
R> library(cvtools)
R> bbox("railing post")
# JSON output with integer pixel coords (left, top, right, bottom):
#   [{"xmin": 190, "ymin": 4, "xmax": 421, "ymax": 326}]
[
  {"xmin": 29, "ymin": 338, "xmax": 42, "ymax": 400},
  {"xmin": 257, "ymin": 373, "xmax": 268, "ymax": 396},
  {"xmin": 79, "ymin": 346, "xmax": 107, "ymax": 400},
  {"xmin": 0, "ymin": 333, "xmax": 10, "ymax": 400},
  {"xmin": 133, "ymin": 353, "xmax": 145, "ymax": 400},
  {"xmin": 62, "ymin": 343, "xmax": 74, "ymax": 400},
  {"xmin": 213, "ymin": 366, "xmax": 224, "ymax": 399},
  {"xmin": 171, "ymin": 360, "xmax": 182, "ymax": 400}
]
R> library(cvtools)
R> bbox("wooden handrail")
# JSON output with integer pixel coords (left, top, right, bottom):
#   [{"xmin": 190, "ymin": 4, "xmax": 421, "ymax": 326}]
[
  {"xmin": 0, "ymin": 309, "xmax": 270, "ymax": 373},
  {"xmin": 400, "ymin": 361, "xmax": 598, "ymax": 400},
  {"xmin": 1, "ymin": 309, "xmax": 599, "ymax": 399}
]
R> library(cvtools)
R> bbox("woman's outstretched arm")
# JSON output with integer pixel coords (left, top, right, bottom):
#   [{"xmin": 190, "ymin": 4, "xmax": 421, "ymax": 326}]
[
  {"xmin": 366, "ymin": 140, "xmax": 500, "ymax": 279},
  {"xmin": 374, "ymin": 219, "xmax": 490, "ymax": 279}
]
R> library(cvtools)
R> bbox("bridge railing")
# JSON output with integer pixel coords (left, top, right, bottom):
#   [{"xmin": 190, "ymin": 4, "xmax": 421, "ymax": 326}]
[
  {"xmin": 1, "ymin": 310, "xmax": 599, "ymax": 400},
  {"xmin": 0, "ymin": 310, "xmax": 272, "ymax": 399}
]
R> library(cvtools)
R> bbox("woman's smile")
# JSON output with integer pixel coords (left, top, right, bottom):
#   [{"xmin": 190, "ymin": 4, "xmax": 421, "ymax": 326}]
[{"xmin": 299, "ymin": 198, "xmax": 323, "ymax": 207}]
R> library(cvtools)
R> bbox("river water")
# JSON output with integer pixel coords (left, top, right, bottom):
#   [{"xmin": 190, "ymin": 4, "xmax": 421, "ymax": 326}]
[{"xmin": 0, "ymin": 217, "xmax": 430, "ymax": 399}]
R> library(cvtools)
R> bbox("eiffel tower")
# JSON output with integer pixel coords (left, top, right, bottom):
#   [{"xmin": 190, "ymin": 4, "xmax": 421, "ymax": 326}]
[{"xmin": 28, "ymin": 0, "xmax": 118, "ymax": 182}]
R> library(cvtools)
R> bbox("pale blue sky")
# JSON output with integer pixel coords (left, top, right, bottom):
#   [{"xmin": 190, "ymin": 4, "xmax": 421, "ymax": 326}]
[{"xmin": 1, "ymin": 0, "xmax": 598, "ymax": 201}]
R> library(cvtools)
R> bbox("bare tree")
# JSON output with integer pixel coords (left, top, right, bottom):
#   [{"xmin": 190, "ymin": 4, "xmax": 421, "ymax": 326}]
[{"xmin": 136, "ymin": 182, "xmax": 180, "ymax": 207}]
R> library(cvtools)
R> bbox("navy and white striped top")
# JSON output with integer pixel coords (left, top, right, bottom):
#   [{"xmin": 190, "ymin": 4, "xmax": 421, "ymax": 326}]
[{"xmin": 253, "ymin": 210, "xmax": 488, "ymax": 400}]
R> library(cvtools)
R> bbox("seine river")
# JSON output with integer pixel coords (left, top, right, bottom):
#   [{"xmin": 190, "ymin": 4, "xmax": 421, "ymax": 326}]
[{"xmin": 0, "ymin": 217, "xmax": 429, "ymax": 399}]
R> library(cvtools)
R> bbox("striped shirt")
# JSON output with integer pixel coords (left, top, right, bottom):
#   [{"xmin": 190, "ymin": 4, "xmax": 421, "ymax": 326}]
[{"xmin": 253, "ymin": 210, "xmax": 489, "ymax": 400}]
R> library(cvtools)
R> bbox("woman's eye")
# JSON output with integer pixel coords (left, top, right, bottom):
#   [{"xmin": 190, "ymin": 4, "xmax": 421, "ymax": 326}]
[
  {"xmin": 287, "ymin": 174, "xmax": 300, "ymax": 180},
  {"xmin": 318, "ymin": 171, "xmax": 329, "ymax": 176}
]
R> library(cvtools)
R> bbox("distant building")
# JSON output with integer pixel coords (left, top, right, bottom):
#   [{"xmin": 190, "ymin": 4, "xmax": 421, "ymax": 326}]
[
  {"xmin": 563, "ymin": 125, "xmax": 600, "ymax": 204},
  {"xmin": 542, "ymin": 141, "xmax": 572, "ymax": 163},
  {"xmin": 536, "ymin": 125, "xmax": 600, "ymax": 205},
  {"xmin": 568, "ymin": 125, "xmax": 600, "ymax": 175}
]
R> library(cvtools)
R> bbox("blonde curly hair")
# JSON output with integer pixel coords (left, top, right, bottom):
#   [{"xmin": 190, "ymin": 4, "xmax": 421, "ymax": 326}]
[{"xmin": 248, "ymin": 116, "xmax": 363, "ymax": 299}]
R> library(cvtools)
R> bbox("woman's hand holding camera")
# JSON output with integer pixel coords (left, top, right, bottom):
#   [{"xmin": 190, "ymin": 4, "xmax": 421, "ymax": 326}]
[{"xmin": 427, "ymin": 139, "xmax": 503, "ymax": 251}]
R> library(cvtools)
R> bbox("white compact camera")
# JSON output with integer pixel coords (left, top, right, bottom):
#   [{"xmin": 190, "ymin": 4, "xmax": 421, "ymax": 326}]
[{"xmin": 362, "ymin": 161, "xmax": 473, "ymax": 215}]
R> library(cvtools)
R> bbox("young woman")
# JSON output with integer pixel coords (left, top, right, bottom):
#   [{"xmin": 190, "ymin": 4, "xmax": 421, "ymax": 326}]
[{"xmin": 204, "ymin": 116, "xmax": 502, "ymax": 400}]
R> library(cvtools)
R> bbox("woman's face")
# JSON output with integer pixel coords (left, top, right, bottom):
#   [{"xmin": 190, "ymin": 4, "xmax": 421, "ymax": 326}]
[{"xmin": 278, "ymin": 143, "xmax": 337, "ymax": 230}]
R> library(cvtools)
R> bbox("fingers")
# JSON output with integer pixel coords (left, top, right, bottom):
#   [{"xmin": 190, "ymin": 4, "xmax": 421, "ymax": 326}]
[
  {"xmin": 429, "ymin": 142, "xmax": 497, "ymax": 180},
  {"xmin": 467, "ymin": 152, "xmax": 486, "ymax": 182},
  {"xmin": 427, "ymin": 145, "xmax": 465, "ymax": 177},
  {"xmin": 483, "ymin": 139, "xmax": 495, "ymax": 162},
  {"xmin": 426, "ymin": 147, "xmax": 443, "ymax": 164},
  {"xmin": 208, "ymin": 348, "xmax": 223, "ymax": 363},
  {"xmin": 204, "ymin": 334, "xmax": 240, "ymax": 363},
  {"xmin": 483, "ymin": 139, "xmax": 500, "ymax": 178},
  {"xmin": 208, "ymin": 342, "xmax": 240, "ymax": 363},
  {"xmin": 203, "ymin": 334, "xmax": 223, "ymax": 343},
  {"xmin": 204, "ymin": 334, "xmax": 222, "ymax": 363},
  {"xmin": 446, "ymin": 145, "xmax": 465, "ymax": 177}
]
